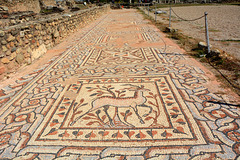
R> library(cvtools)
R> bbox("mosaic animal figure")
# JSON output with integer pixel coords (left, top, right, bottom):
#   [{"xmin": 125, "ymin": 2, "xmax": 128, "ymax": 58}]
[{"xmin": 70, "ymin": 85, "xmax": 150, "ymax": 126}]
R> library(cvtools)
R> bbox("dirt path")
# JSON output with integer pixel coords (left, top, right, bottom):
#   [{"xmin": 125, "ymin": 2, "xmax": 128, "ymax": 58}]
[{"xmin": 0, "ymin": 9, "xmax": 239, "ymax": 159}]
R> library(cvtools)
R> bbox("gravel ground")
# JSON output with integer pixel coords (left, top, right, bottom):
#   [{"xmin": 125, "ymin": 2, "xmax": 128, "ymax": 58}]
[{"xmin": 155, "ymin": 5, "xmax": 240, "ymax": 59}]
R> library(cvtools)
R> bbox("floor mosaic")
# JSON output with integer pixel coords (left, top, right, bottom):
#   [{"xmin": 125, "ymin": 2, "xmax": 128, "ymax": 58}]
[{"xmin": 0, "ymin": 9, "xmax": 239, "ymax": 160}]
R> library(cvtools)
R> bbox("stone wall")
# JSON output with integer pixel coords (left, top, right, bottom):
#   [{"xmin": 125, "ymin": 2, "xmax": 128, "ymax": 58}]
[
  {"xmin": 0, "ymin": 5, "xmax": 110, "ymax": 79},
  {"xmin": 0, "ymin": 0, "xmax": 69, "ymax": 13},
  {"xmin": 0, "ymin": 0, "xmax": 41, "ymax": 13}
]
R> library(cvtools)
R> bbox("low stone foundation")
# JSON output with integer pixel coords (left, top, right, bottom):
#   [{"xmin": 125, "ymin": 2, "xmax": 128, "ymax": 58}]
[{"xmin": 0, "ymin": 5, "xmax": 110, "ymax": 79}]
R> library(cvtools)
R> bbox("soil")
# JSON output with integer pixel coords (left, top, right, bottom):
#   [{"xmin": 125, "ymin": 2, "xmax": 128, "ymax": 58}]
[
  {"xmin": 142, "ymin": 5, "xmax": 240, "ymax": 95},
  {"xmin": 157, "ymin": 5, "xmax": 240, "ymax": 60}
]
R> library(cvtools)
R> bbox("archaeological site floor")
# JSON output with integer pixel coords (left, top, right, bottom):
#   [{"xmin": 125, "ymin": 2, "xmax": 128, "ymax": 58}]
[{"xmin": 0, "ymin": 9, "xmax": 239, "ymax": 159}]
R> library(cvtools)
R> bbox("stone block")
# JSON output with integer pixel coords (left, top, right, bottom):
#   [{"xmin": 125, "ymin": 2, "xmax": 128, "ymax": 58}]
[
  {"xmin": 1, "ymin": 57, "xmax": 10, "ymax": 64},
  {"xmin": 41, "ymin": 31, "xmax": 46, "ymax": 36},
  {"xmin": 7, "ymin": 34, "xmax": 15, "ymax": 42},
  {"xmin": 11, "ymin": 47, "xmax": 17, "ymax": 53},
  {"xmin": 18, "ymin": 39, "xmax": 23, "ymax": 46},
  {"xmin": 1, "ymin": 40, "xmax": 7, "ymax": 45},
  {"xmin": 0, "ymin": 53, "xmax": 4, "ymax": 58},
  {"xmin": 53, "ymin": 30, "xmax": 60, "ymax": 38},
  {"xmin": 20, "ymin": 31, "xmax": 25, "ymax": 38},
  {"xmin": 6, "ymin": 51, "xmax": 11, "ymax": 56},
  {"xmin": 16, "ymin": 53, "xmax": 24, "ymax": 64},
  {"xmin": 31, "ymin": 44, "xmax": 47, "ymax": 61},
  {"xmin": 2, "ymin": 46, "xmax": 7, "ymax": 52},
  {"xmin": 16, "ymin": 48, "xmax": 22, "ymax": 54},
  {"xmin": 0, "ymin": 66, "xmax": 6, "ymax": 75},
  {"xmin": 11, "ymin": 29, "xmax": 18, "ymax": 35},
  {"xmin": 27, "ymin": 34, "xmax": 33, "ymax": 38},
  {"xmin": 25, "ymin": 39, "xmax": 29, "ymax": 44},
  {"xmin": 25, "ymin": 57, "xmax": 32, "ymax": 65},
  {"xmin": 6, "ymin": 43, "xmax": 10, "ymax": 49},
  {"xmin": 38, "ymin": 39, "xmax": 43, "ymax": 44},
  {"xmin": 33, "ymin": 31, "xmax": 39, "ymax": 36},
  {"xmin": 16, "ymin": 35, "xmax": 20, "ymax": 42},
  {"xmin": 7, "ymin": 61, "xmax": 15, "ymax": 70},
  {"xmin": 9, "ymin": 52, "xmax": 16, "ymax": 60},
  {"xmin": 24, "ymin": 52, "xmax": 30, "ymax": 58},
  {"xmin": 47, "ymin": 28, "xmax": 52, "ymax": 34},
  {"xmin": 10, "ymin": 42, "xmax": 15, "ymax": 47},
  {"xmin": 0, "ymin": 31, "xmax": 5, "ymax": 37},
  {"xmin": 45, "ymin": 43, "xmax": 52, "ymax": 49},
  {"xmin": 35, "ymin": 24, "xmax": 42, "ymax": 30},
  {"xmin": 27, "ymin": 47, "xmax": 32, "ymax": 53}
]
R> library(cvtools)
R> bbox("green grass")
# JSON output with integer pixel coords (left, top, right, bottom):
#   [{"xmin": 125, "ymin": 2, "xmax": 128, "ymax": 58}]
[
  {"xmin": 192, "ymin": 49, "xmax": 206, "ymax": 58},
  {"xmin": 209, "ymin": 28, "xmax": 221, "ymax": 32},
  {"xmin": 76, "ymin": 4, "xmax": 89, "ymax": 10},
  {"xmin": 227, "ymin": 2, "xmax": 240, "ymax": 6},
  {"xmin": 219, "ymin": 39, "xmax": 240, "ymax": 42},
  {"xmin": 40, "ymin": 9, "xmax": 54, "ymax": 14}
]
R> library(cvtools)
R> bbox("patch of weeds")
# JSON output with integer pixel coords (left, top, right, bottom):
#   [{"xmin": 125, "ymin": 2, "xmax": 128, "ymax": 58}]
[
  {"xmin": 168, "ymin": 32, "xmax": 180, "ymax": 40},
  {"xmin": 220, "ymin": 39, "xmax": 240, "ymax": 42},
  {"xmin": 137, "ymin": 7, "xmax": 150, "ymax": 20},
  {"xmin": 233, "ymin": 71, "xmax": 240, "ymax": 81},
  {"xmin": 76, "ymin": 4, "xmax": 89, "ymax": 10},
  {"xmin": 222, "ymin": 42, "xmax": 230, "ymax": 46},
  {"xmin": 192, "ymin": 49, "xmax": 205, "ymax": 58},
  {"xmin": 167, "ymin": 31, "xmax": 198, "ymax": 52},
  {"xmin": 228, "ymin": 2, "xmax": 240, "ymax": 6},
  {"xmin": 41, "ymin": 9, "xmax": 54, "ymax": 14},
  {"xmin": 199, "ymin": 57, "xmax": 207, "ymax": 63},
  {"xmin": 209, "ymin": 55, "xmax": 239, "ymax": 72},
  {"xmin": 209, "ymin": 28, "xmax": 220, "ymax": 32},
  {"xmin": 153, "ymin": 21, "xmax": 168, "ymax": 31}
]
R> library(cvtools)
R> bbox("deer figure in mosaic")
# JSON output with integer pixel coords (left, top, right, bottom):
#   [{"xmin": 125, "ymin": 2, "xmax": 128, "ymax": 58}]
[{"xmin": 70, "ymin": 84, "xmax": 151, "ymax": 127}]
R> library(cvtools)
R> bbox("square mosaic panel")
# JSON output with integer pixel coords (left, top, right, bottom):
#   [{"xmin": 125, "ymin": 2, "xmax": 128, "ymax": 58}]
[{"xmin": 28, "ymin": 75, "xmax": 206, "ymax": 149}]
